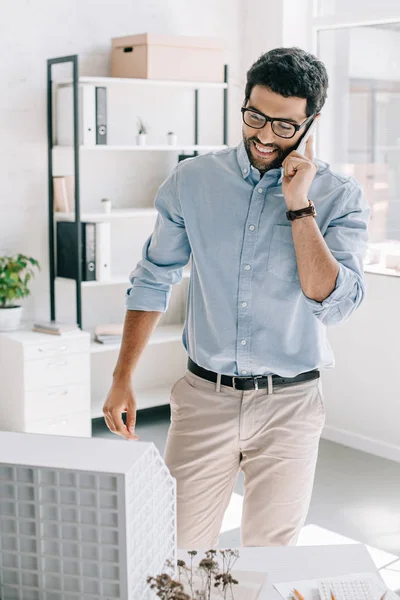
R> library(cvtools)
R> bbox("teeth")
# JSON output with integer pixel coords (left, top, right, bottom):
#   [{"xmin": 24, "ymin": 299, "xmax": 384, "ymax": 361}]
[{"xmin": 254, "ymin": 142, "xmax": 274, "ymax": 154}]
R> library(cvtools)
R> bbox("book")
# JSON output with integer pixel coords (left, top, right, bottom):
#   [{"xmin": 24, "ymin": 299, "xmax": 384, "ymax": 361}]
[
  {"xmin": 56, "ymin": 222, "xmax": 96, "ymax": 281},
  {"xmin": 33, "ymin": 321, "xmax": 79, "ymax": 336},
  {"xmin": 53, "ymin": 175, "xmax": 75, "ymax": 213},
  {"xmin": 94, "ymin": 323, "xmax": 123, "ymax": 337},
  {"xmin": 94, "ymin": 334, "xmax": 122, "ymax": 345}
]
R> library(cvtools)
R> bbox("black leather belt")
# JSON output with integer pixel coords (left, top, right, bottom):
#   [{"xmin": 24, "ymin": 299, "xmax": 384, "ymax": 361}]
[{"xmin": 188, "ymin": 357, "xmax": 319, "ymax": 391}]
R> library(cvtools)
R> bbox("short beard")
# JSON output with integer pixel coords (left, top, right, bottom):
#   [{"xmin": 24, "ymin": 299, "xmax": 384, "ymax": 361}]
[{"xmin": 243, "ymin": 135, "xmax": 295, "ymax": 176}]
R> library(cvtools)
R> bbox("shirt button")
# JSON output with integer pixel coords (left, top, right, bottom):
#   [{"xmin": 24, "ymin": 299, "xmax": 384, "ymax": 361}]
[
  {"xmin": 241, "ymin": 370, "xmax": 248, "ymax": 375},
  {"xmin": 241, "ymin": 339, "xmax": 247, "ymax": 345},
  {"xmin": 244, "ymin": 264, "xmax": 251, "ymax": 270},
  {"xmin": 258, "ymin": 187, "xmax": 263, "ymax": 194},
  {"xmin": 249, "ymin": 225, "xmax": 255, "ymax": 231},
  {"xmin": 243, "ymin": 168, "xmax": 248, "ymax": 174},
  {"xmin": 241, "ymin": 301, "xmax": 248, "ymax": 307}
]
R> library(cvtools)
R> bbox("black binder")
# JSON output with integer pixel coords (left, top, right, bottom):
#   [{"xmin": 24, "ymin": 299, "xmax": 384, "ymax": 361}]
[{"xmin": 56, "ymin": 222, "xmax": 96, "ymax": 281}]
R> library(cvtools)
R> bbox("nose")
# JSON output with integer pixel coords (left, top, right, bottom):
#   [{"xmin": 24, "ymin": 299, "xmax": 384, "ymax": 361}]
[{"xmin": 256, "ymin": 121, "xmax": 276, "ymax": 145}]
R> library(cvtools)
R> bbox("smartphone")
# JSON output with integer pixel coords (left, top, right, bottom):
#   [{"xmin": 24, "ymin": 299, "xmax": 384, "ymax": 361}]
[{"xmin": 296, "ymin": 119, "xmax": 318, "ymax": 155}]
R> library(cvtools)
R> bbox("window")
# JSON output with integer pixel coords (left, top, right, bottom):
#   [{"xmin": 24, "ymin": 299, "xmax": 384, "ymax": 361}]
[{"xmin": 317, "ymin": 23, "xmax": 400, "ymax": 276}]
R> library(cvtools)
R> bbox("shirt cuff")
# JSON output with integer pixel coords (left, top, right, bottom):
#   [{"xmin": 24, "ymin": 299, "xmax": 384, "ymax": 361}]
[
  {"xmin": 302, "ymin": 262, "xmax": 352, "ymax": 309},
  {"xmin": 125, "ymin": 285, "xmax": 169, "ymax": 312}
]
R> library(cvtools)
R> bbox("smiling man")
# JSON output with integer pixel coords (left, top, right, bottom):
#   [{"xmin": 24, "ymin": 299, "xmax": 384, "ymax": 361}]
[{"xmin": 103, "ymin": 47, "xmax": 370, "ymax": 549}]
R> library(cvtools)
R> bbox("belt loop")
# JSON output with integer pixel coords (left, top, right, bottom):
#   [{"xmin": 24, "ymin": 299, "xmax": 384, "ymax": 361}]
[
  {"xmin": 215, "ymin": 373, "xmax": 222, "ymax": 393},
  {"xmin": 267, "ymin": 375, "xmax": 273, "ymax": 395}
]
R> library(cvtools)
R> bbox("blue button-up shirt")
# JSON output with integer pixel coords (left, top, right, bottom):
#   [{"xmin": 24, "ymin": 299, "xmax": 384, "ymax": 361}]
[{"xmin": 125, "ymin": 141, "xmax": 370, "ymax": 377}]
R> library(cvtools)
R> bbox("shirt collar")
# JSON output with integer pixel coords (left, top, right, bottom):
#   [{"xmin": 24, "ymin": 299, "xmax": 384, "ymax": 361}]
[{"xmin": 236, "ymin": 140, "xmax": 284, "ymax": 185}]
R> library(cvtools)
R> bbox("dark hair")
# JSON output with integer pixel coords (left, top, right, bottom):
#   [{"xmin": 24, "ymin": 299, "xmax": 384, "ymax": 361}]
[{"xmin": 245, "ymin": 47, "xmax": 328, "ymax": 116}]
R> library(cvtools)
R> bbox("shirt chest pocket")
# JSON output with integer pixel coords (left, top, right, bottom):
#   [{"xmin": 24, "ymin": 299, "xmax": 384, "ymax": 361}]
[{"xmin": 267, "ymin": 224, "xmax": 300, "ymax": 283}]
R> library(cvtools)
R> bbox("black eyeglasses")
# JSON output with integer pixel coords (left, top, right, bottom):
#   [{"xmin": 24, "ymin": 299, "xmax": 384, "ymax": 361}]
[{"xmin": 241, "ymin": 107, "xmax": 315, "ymax": 139}]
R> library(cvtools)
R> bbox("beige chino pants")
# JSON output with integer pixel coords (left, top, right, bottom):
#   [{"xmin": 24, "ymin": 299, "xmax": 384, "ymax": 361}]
[{"xmin": 163, "ymin": 367, "xmax": 325, "ymax": 548}]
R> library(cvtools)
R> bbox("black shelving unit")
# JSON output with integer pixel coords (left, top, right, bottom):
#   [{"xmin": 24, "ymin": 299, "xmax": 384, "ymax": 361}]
[
  {"xmin": 47, "ymin": 54, "xmax": 229, "ymax": 329},
  {"xmin": 47, "ymin": 55, "xmax": 82, "ymax": 327}
]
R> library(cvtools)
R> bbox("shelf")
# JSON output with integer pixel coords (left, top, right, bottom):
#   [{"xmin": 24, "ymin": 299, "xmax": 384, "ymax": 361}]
[
  {"xmin": 55, "ymin": 75, "xmax": 228, "ymax": 90},
  {"xmin": 56, "ymin": 265, "xmax": 190, "ymax": 288},
  {"xmin": 91, "ymin": 383, "xmax": 173, "ymax": 418},
  {"xmin": 56, "ymin": 275, "xmax": 130, "ymax": 287},
  {"xmin": 53, "ymin": 144, "xmax": 228, "ymax": 152},
  {"xmin": 364, "ymin": 264, "xmax": 400, "ymax": 277},
  {"xmin": 91, "ymin": 323, "xmax": 183, "ymax": 354},
  {"xmin": 54, "ymin": 208, "xmax": 157, "ymax": 222}
]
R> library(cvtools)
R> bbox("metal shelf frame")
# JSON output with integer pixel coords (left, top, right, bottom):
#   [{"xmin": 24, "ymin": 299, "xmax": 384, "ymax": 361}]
[{"xmin": 47, "ymin": 55, "xmax": 229, "ymax": 328}]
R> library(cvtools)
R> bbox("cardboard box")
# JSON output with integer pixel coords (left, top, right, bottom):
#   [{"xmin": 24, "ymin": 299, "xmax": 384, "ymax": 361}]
[{"xmin": 111, "ymin": 33, "xmax": 224, "ymax": 82}]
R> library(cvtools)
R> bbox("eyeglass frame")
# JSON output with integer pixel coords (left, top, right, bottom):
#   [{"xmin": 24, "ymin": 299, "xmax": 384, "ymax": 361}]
[{"xmin": 241, "ymin": 106, "xmax": 316, "ymax": 139}]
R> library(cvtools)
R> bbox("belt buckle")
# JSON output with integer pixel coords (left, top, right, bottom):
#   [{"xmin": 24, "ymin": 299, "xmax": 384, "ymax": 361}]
[{"xmin": 232, "ymin": 375, "xmax": 263, "ymax": 390}]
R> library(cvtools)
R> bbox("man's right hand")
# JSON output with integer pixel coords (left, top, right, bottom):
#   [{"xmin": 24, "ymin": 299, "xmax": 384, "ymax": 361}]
[{"xmin": 102, "ymin": 379, "xmax": 139, "ymax": 441}]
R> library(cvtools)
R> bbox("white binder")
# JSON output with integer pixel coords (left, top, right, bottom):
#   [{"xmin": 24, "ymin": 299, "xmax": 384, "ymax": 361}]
[
  {"xmin": 95, "ymin": 221, "xmax": 111, "ymax": 281},
  {"xmin": 56, "ymin": 84, "xmax": 96, "ymax": 146}
]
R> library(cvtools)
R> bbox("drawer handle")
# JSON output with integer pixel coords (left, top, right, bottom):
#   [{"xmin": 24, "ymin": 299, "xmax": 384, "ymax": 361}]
[
  {"xmin": 47, "ymin": 361, "xmax": 68, "ymax": 368},
  {"xmin": 48, "ymin": 389, "xmax": 69, "ymax": 397},
  {"xmin": 38, "ymin": 345, "xmax": 69, "ymax": 353},
  {"xmin": 50, "ymin": 419, "xmax": 68, "ymax": 427}
]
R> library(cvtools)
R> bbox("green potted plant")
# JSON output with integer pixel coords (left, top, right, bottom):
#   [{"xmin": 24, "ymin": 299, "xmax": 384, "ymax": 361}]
[
  {"xmin": 0, "ymin": 254, "xmax": 40, "ymax": 331},
  {"xmin": 136, "ymin": 117, "xmax": 148, "ymax": 145}
]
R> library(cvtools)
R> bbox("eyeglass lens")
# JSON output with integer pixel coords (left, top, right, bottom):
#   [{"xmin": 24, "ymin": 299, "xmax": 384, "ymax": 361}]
[{"xmin": 243, "ymin": 110, "xmax": 296, "ymax": 138}]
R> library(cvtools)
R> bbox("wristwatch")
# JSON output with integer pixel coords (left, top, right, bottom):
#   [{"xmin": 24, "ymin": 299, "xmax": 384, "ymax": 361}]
[{"xmin": 286, "ymin": 199, "xmax": 317, "ymax": 221}]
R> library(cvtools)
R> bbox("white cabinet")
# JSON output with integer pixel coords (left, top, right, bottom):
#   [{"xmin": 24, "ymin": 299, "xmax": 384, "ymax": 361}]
[{"xmin": 0, "ymin": 330, "xmax": 91, "ymax": 437}]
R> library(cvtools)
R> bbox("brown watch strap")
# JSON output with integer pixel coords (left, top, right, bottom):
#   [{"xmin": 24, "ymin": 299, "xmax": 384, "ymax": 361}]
[{"xmin": 286, "ymin": 200, "xmax": 316, "ymax": 221}]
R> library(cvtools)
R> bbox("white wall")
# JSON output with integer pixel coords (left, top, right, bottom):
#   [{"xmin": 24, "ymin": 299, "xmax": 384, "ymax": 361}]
[
  {"xmin": 241, "ymin": 0, "xmax": 313, "ymax": 77},
  {"xmin": 322, "ymin": 272, "xmax": 400, "ymax": 462},
  {"xmin": 0, "ymin": 0, "xmax": 244, "ymax": 323}
]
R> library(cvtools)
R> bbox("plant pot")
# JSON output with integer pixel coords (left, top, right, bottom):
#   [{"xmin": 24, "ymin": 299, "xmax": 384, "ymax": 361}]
[
  {"xmin": 101, "ymin": 199, "xmax": 112, "ymax": 213},
  {"xmin": 0, "ymin": 306, "xmax": 23, "ymax": 331},
  {"xmin": 136, "ymin": 134, "xmax": 147, "ymax": 146},
  {"xmin": 167, "ymin": 134, "xmax": 178, "ymax": 146}
]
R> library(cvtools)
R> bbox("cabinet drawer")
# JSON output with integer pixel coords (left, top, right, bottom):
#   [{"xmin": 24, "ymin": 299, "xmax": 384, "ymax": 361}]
[
  {"xmin": 24, "ymin": 336, "xmax": 90, "ymax": 361},
  {"xmin": 25, "ymin": 411, "xmax": 92, "ymax": 437},
  {"xmin": 24, "ymin": 383, "xmax": 90, "ymax": 422},
  {"xmin": 24, "ymin": 353, "xmax": 90, "ymax": 391}
]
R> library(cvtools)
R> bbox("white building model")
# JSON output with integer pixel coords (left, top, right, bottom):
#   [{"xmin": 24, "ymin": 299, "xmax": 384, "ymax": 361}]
[{"xmin": 0, "ymin": 431, "xmax": 176, "ymax": 599}]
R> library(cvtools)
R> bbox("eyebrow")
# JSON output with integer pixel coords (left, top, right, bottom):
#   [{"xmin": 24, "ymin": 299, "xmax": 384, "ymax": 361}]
[{"xmin": 247, "ymin": 105, "xmax": 301, "ymax": 125}]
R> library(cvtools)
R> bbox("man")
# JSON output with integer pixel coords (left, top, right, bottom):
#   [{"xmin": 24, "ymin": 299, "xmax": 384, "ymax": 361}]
[{"xmin": 103, "ymin": 47, "xmax": 370, "ymax": 548}]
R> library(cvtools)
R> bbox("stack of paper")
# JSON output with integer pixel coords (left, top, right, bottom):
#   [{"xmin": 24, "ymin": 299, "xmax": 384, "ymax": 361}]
[
  {"xmin": 274, "ymin": 572, "xmax": 393, "ymax": 600},
  {"xmin": 94, "ymin": 323, "xmax": 123, "ymax": 344}
]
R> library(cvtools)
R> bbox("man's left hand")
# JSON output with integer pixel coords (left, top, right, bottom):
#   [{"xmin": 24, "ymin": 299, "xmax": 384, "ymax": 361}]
[{"xmin": 282, "ymin": 136, "xmax": 317, "ymax": 211}]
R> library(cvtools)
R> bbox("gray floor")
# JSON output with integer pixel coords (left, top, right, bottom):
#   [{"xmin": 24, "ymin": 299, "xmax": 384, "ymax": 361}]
[{"xmin": 92, "ymin": 406, "xmax": 400, "ymax": 588}]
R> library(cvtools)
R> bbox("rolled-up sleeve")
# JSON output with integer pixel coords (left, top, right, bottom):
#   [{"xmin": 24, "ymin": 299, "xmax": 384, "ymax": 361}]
[
  {"xmin": 302, "ymin": 180, "xmax": 370, "ymax": 326},
  {"xmin": 125, "ymin": 164, "xmax": 191, "ymax": 312}
]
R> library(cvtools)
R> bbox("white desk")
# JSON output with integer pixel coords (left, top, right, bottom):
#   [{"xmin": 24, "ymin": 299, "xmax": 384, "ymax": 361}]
[{"xmin": 178, "ymin": 544, "xmax": 381, "ymax": 599}]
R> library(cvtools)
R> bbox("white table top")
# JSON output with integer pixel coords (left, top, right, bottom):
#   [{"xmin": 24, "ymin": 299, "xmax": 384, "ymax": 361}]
[{"xmin": 178, "ymin": 544, "xmax": 380, "ymax": 599}]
